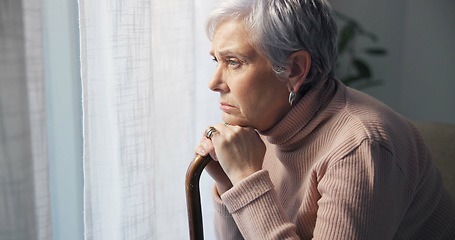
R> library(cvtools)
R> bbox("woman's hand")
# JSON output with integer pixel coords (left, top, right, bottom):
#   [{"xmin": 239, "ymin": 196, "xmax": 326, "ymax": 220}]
[
  {"xmin": 212, "ymin": 123, "xmax": 266, "ymax": 185},
  {"xmin": 196, "ymin": 123, "xmax": 266, "ymax": 188},
  {"xmin": 195, "ymin": 124, "xmax": 266, "ymax": 192},
  {"xmin": 195, "ymin": 136, "xmax": 233, "ymax": 194}
]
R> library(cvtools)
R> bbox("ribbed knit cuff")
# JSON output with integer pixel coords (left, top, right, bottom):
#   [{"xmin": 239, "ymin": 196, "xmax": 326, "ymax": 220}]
[
  {"xmin": 221, "ymin": 170, "xmax": 274, "ymax": 214},
  {"xmin": 212, "ymin": 184, "xmax": 231, "ymax": 217}
]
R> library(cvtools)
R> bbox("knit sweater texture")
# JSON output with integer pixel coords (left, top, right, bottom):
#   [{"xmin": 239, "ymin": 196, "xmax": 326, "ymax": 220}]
[{"xmin": 212, "ymin": 78, "xmax": 455, "ymax": 239}]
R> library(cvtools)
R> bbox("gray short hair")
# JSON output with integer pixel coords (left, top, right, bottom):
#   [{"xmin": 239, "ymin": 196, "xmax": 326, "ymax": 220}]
[{"xmin": 206, "ymin": 0, "xmax": 338, "ymax": 88}]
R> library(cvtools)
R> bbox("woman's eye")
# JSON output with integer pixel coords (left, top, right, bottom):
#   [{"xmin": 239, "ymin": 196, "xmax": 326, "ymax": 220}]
[
  {"xmin": 227, "ymin": 58, "xmax": 241, "ymax": 68},
  {"xmin": 211, "ymin": 57, "xmax": 219, "ymax": 66}
]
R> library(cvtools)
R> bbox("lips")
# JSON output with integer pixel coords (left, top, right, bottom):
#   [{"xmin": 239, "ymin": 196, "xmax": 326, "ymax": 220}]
[{"xmin": 219, "ymin": 102, "xmax": 237, "ymax": 113}]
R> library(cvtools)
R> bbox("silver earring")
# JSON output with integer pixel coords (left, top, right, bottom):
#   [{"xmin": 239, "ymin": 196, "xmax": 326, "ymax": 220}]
[{"xmin": 288, "ymin": 91, "xmax": 296, "ymax": 106}]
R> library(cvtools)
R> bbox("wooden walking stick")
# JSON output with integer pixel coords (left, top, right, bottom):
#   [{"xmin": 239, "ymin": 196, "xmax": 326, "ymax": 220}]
[{"xmin": 185, "ymin": 154, "xmax": 213, "ymax": 240}]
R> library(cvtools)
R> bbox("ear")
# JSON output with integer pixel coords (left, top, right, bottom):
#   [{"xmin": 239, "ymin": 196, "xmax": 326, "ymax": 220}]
[{"xmin": 286, "ymin": 50, "xmax": 311, "ymax": 92}]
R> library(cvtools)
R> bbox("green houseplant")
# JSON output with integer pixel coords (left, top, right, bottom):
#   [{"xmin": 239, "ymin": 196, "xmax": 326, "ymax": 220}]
[{"xmin": 335, "ymin": 12, "xmax": 387, "ymax": 89}]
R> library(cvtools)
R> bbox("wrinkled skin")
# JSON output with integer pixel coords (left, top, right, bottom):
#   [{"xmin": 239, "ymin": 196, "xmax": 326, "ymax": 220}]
[{"xmin": 195, "ymin": 20, "xmax": 310, "ymax": 194}]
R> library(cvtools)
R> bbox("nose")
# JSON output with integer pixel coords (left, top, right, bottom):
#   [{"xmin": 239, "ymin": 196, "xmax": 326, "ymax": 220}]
[{"xmin": 208, "ymin": 67, "xmax": 227, "ymax": 92}]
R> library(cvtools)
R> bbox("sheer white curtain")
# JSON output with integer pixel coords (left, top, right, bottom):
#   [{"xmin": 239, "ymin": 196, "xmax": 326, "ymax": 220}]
[
  {"xmin": 0, "ymin": 0, "xmax": 52, "ymax": 239},
  {"xmin": 79, "ymin": 0, "xmax": 218, "ymax": 239}
]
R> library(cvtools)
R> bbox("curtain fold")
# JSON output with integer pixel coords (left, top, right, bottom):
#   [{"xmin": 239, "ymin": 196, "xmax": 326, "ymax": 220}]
[
  {"xmin": 79, "ymin": 0, "xmax": 210, "ymax": 238},
  {"xmin": 0, "ymin": 0, "xmax": 51, "ymax": 239}
]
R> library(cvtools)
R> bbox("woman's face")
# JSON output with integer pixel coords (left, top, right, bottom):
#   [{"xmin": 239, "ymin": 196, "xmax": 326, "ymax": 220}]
[{"xmin": 209, "ymin": 20, "xmax": 291, "ymax": 131}]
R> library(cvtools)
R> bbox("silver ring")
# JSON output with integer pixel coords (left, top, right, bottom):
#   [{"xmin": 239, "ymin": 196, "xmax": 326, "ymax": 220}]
[{"xmin": 205, "ymin": 126, "xmax": 217, "ymax": 139}]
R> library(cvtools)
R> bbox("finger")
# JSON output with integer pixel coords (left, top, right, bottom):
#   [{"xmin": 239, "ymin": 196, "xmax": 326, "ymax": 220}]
[
  {"xmin": 194, "ymin": 145, "xmax": 208, "ymax": 156},
  {"xmin": 212, "ymin": 123, "xmax": 243, "ymax": 143},
  {"xmin": 204, "ymin": 126, "xmax": 218, "ymax": 140},
  {"xmin": 195, "ymin": 136, "xmax": 213, "ymax": 156},
  {"xmin": 201, "ymin": 137, "xmax": 214, "ymax": 150},
  {"xmin": 201, "ymin": 137, "xmax": 218, "ymax": 160},
  {"xmin": 202, "ymin": 126, "xmax": 212, "ymax": 137},
  {"xmin": 212, "ymin": 123, "xmax": 232, "ymax": 136}
]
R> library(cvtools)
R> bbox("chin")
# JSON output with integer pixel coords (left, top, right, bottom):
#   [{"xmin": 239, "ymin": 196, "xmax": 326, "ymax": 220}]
[{"xmin": 222, "ymin": 113, "xmax": 251, "ymax": 127}]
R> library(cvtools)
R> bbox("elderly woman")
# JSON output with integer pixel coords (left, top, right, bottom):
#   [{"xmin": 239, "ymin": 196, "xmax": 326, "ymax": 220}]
[{"xmin": 195, "ymin": 0, "xmax": 455, "ymax": 239}]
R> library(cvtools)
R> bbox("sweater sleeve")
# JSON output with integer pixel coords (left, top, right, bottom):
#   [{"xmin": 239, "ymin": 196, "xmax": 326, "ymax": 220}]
[
  {"xmin": 212, "ymin": 185, "xmax": 243, "ymax": 240},
  {"xmin": 219, "ymin": 170, "xmax": 300, "ymax": 240},
  {"xmin": 314, "ymin": 139, "xmax": 413, "ymax": 240}
]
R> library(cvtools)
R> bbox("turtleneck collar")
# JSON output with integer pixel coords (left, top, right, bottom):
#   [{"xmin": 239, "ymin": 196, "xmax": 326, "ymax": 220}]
[{"xmin": 259, "ymin": 77, "xmax": 338, "ymax": 150}]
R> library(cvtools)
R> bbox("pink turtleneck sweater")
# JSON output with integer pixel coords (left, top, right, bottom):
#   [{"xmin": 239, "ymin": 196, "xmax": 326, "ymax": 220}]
[{"xmin": 211, "ymin": 78, "xmax": 455, "ymax": 239}]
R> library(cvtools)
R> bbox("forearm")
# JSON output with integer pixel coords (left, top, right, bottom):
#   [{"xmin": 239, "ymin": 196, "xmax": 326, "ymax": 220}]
[
  {"xmin": 221, "ymin": 170, "xmax": 300, "ymax": 240},
  {"xmin": 212, "ymin": 186, "xmax": 243, "ymax": 239}
]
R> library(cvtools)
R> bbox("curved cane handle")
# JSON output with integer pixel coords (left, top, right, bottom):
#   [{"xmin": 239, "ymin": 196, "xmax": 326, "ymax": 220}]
[{"xmin": 185, "ymin": 154, "xmax": 213, "ymax": 240}]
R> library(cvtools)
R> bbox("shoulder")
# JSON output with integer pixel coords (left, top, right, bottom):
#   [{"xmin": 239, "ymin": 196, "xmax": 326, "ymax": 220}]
[
  {"xmin": 333, "ymin": 86, "xmax": 417, "ymax": 153},
  {"xmin": 319, "ymin": 84, "xmax": 429, "ymax": 188},
  {"xmin": 313, "ymin": 82, "xmax": 425, "ymax": 166}
]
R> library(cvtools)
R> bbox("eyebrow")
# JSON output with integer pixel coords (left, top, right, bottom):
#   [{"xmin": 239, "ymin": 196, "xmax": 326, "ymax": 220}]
[{"xmin": 210, "ymin": 50, "xmax": 250, "ymax": 60}]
